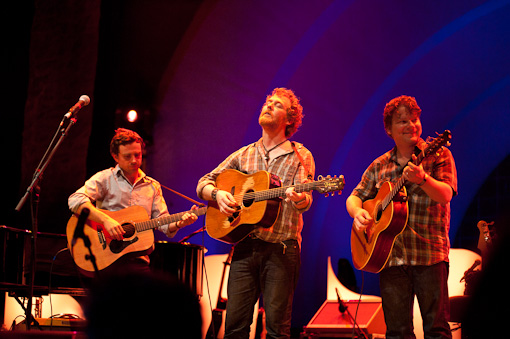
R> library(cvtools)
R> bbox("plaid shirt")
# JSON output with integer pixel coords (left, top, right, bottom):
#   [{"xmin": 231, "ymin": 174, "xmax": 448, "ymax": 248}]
[
  {"xmin": 351, "ymin": 138, "xmax": 458, "ymax": 267},
  {"xmin": 197, "ymin": 138, "xmax": 315, "ymax": 246}
]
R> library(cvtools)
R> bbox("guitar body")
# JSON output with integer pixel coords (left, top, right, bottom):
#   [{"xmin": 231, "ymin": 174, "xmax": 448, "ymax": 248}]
[
  {"xmin": 350, "ymin": 182, "xmax": 409, "ymax": 273},
  {"xmin": 66, "ymin": 205, "xmax": 155, "ymax": 273},
  {"xmin": 206, "ymin": 169, "xmax": 282, "ymax": 244}
]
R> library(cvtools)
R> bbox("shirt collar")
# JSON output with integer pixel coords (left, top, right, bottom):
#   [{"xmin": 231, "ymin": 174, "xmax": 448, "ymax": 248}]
[
  {"xmin": 256, "ymin": 138, "xmax": 293, "ymax": 154},
  {"xmin": 389, "ymin": 138, "xmax": 426, "ymax": 165},
  {"xmin": 113, "ymin": 164, "xmax": 147, "ymax": 185}
]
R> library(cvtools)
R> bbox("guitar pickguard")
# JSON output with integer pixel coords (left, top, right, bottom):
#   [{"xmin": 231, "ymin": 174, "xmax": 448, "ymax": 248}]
[{"xmin": 109, "ymin": 236, "xmax": 139, "ymax": 254}]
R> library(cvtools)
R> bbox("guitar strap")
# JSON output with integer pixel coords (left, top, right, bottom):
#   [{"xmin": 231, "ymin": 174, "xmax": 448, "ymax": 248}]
[{"xmin": 291, "ymin": 142, "xmax": 313, "ymax": 181}]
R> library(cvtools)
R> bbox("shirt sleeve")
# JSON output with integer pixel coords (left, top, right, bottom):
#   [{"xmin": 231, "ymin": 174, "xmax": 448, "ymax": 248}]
[
  {"xmin": 149, "ymin": 180, "xmax": 178, "ymax": 238},
  {"xmin": 196, "ymin": 148, "xmax": 242, "ymax": 199},
  {"xmin": 351, "ymin": 162, "xmax": 379, "ymax": 202},
  {"xmin": 432, "ymin": 147, "xmax": 458, "ymax": 196},
  {"xmin": 293, "ymin": 146, "xmax": 315, "ymax": 212},
  {"xmin": 68, "ymin": 170, "xmax": 108, "ymax": 213}
]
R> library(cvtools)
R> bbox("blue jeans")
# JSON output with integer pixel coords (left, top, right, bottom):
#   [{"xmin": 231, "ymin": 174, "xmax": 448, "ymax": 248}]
[
  {"xmin": 224, "ymin": 237, "xmax": 300, "ymax": 339},
  {"xmin": 379, "ymin": 262, "xmax": 452, "ymax": 339}
]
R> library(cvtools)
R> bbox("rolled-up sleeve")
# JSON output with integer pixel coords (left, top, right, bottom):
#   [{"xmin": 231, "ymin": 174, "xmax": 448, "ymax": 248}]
[
  {"xmin": 68, "ymin": 171, "xmax": 107, "ymax": 213},
  {"xmin": 196, "ymin": 151, "xmax": 241, "ymax": 199}
]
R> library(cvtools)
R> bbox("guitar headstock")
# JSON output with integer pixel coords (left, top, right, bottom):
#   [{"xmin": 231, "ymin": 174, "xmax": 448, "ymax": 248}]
[
  {"xmin": 315, "ymin": 175, "xmax": 345, "ymax": 197},
  {"xmin": 424, "ymin": 130, "xmax": 452, "ymax": 158}
]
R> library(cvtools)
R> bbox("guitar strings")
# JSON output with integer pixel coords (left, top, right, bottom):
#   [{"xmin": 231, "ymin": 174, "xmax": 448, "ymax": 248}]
[{"xmin": 230, "ymin": 182, "xmax": 317, "ymax": 203}]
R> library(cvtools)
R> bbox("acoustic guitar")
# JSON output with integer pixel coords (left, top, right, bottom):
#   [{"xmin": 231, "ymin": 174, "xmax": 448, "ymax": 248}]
[
  {"xmin": 66, "ymin": 205, "xmax": 206, "ymax": 273},
  {"xmin": 205, "ymin": 169, "xmax": 344, "ymax": 244},
  {"xmin": 350, "ymin": 130, "xmax": 452, "ymax": 273}
]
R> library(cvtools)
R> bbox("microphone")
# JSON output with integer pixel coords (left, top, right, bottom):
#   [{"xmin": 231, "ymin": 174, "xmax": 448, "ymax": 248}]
[
  {"xmin": 71, "ymin": 207, "xmax": 90, "ymax": 247},
  {"xmin": 335, "ymin": 288, "xmax": 347, "ymax": 313},
  {"xmin": 460, "ymin": 259, "xmax": 481, "ymax": 282},
  {"xmin": 64, "ymin": 95, "xmax": 90, "ymax": 119}
]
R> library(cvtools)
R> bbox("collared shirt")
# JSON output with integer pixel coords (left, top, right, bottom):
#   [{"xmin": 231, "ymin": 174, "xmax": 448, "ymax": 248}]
[
  {"xmin": 197, "ymin": 138, "xmax": 315, "ymax": 246},
  {"xmin": 351, "ymin": 138, "xmax": 458, "ymax": 267},
  {"xmin": 68, "ymin": 165, "xmax": 176, "ymax": 238}
]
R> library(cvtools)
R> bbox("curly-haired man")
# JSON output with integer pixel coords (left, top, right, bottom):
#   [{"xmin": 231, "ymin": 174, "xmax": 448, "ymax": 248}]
[
  {"xmin": 198, "ymin": 88, "xmax": 315, "ymax": 338},
  {"xmin": 347, "ymin": 95, "xmax": 457, "ymax": 338}
]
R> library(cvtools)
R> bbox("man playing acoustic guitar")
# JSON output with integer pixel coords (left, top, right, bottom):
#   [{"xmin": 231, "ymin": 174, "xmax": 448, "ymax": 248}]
[
  {"xmin": 197, "ymin": 88, "xmax": 315, "ymax": 339},
  {"xmin": 68, "ymin": 128, "xmax": 198, "ymax": 274},
  {"xmin": 346, "ymin": 95, "xmax": 458, "ymax": 339}
]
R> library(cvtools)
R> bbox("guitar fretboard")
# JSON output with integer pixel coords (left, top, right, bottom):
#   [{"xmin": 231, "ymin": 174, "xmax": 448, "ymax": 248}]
[
  {"xmin": 134, "ymin": 207, "xmax": 207, "ymax": 232},
  {"xmin": 237, "ymin": 181, "xmax": 321, "ymax": 203}
]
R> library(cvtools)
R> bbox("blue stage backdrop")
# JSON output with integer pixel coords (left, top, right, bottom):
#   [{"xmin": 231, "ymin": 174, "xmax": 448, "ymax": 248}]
[{"xmin": 140, "ymin": 0, "xmax": 510, "ymax": 328}]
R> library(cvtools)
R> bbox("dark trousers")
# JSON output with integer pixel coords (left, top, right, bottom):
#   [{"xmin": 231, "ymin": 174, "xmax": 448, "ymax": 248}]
[
  {"xmin": 379, "ymin": 262, "xmax": 452, "ymax": 339},
  {"xmin": 224, "ymin": 237, "xmax": 300, "ymax": 339}
]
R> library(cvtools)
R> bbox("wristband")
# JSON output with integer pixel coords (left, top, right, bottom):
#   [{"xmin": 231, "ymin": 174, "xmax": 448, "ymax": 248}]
[
  {"xmin": 211, "ymin": 188, "xmax": 219, "ymax": 201},
  {"xmin": 418, "ymin": 174, "xmax": 428, "ymax": 186}
]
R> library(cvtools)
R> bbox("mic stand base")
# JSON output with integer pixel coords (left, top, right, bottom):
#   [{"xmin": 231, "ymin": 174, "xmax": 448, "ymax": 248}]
[{"xmin": 342, "ymin": 308, "xmax": 369, "ymax": 339}]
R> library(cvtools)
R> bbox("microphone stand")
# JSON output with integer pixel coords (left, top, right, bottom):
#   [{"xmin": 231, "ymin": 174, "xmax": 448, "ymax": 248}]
[
  {"xmin": 336, "ymin": 288, "xmax": 368, "ymax": 339},
  {"xmin": 179, "ymin": 226, "xmax": 206, "ymax": 243},
  {"xmin": 158, "ymin": 183, "xmax": 206, "ymax": 244},
  {"xmin": 71, "ymin": 208, "xmax": 100, "ymax": 277},
  {"xmin": 159, "ymin": 183, "xmax": 205, "ymax": 208},
  {"xmin": 15, "ymin": 115, "xmax": 79, "ymax": 330}
]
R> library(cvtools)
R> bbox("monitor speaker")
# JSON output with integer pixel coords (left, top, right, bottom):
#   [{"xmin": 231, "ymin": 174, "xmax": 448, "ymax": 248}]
[{"xmin": 302, "ymin": 300, "xmax": 386, "ymax": 338}]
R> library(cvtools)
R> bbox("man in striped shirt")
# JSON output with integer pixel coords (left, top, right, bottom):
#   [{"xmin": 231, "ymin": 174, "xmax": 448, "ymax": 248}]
[
  {"xmin": 69, "ymin": 128, "xmax": 198, "ymax": 273},
  {"xmin": 197, "ymin": 88, "xmax": 315, "ymax": 339},
  {"xmin": 346, "ymin": 95, "xmax": 457, "ymax": 339}
]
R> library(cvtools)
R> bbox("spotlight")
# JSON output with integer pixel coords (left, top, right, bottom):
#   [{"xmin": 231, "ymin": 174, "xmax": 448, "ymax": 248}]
[{"xmin": 126, "ymin": 109, "xmax": 138, "ymax": 123}]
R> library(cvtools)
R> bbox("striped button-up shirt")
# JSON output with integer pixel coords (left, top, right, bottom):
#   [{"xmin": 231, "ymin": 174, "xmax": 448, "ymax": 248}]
[
  {"xmin": 351, "ymin": 138, "xmax": 458, "ymax": 267},
  {"xmin": 197, "ymin": 138, "xmax": 315, "ymax": 246}
]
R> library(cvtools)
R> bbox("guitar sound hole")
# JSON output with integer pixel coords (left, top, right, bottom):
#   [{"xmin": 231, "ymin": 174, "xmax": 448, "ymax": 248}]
[
  {"xmin": 243, "ymin": 190, "xmax": 255, "ymax": 207},
  {"xmin": 122, "ymin": 223, "xmax": 136, "ymax": 238},
  {"xmin": 375, "ymin": 205, "xmax": 383, "ymax": 223}
]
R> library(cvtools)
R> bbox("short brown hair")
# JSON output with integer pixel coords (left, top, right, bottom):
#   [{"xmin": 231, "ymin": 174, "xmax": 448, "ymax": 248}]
[
  {"xmin": 383, "ymin": 95, "xmax": 421, "ymax": 137},
  {"xmin": 269, "ymin": 88, "xmax": 304, "ymax": 138},
  {"xmin": 109, "ymin": 128, "xmax": 145, "ymax": 156}
]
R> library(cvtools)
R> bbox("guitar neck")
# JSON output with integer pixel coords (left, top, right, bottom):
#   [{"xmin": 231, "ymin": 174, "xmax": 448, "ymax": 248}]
[
  {"xmin": 134, "ymin": 207, "xmax": 207, "ymax": 232},
  {"xmin": 246, "ymin": 181, "xmax": 319, "ymax": 202}
]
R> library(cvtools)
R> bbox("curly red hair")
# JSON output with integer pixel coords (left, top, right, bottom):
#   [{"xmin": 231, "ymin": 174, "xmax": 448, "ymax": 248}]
[
  {"xmin": 268, "ymin": 88, "xmax": 304, "ymax": 138},
  {"xmin": 383, "ymin": 95, "xmax": 422, "ymax": 137}
]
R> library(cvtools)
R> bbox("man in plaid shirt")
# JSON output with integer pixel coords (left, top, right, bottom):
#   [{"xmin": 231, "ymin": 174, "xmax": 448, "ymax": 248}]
[
  {"xmin": 197, "ymin": 88, "xmax": 315, "ymax": 339},
  {"xmin": 346, "ymin": 95, "xmax": 457, "ymax": 339}
]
